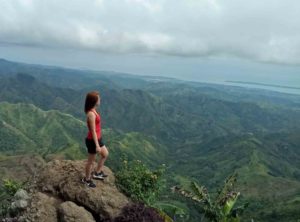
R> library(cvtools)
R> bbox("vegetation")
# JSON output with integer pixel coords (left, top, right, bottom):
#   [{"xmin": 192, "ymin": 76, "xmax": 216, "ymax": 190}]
[
  {"xmin": 115, "ymin": 158, "xmax": 188, "ymax": 221},
  {"xmin": 176, "ymin": 173, "xmax": 248, "ymax": 222},
  {"xmin": 0, "ymin": 59, "xmax": 300, "ymax": 221},
  {"xmin": 114, "ymin": 202, "xmax": 164, "ymax": 222},
  {"xmin": 0, "ymin": 179, "xmax": 25, "ymax": 218},
  {"xmin": 115, "ymin": 158, "xmax": 166, "ymax": 205}
]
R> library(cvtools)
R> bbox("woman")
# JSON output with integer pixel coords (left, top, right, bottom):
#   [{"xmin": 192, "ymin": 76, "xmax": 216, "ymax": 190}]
[{"xmin": 81, "ymin": 91, "xmax": 109, "ymax": 188}]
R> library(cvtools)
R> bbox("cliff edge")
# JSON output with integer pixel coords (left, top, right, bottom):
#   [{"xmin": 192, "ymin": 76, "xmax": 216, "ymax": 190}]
[{"xmin": 22, "ymin": 160, "xmax": 130, "ymax": 222}]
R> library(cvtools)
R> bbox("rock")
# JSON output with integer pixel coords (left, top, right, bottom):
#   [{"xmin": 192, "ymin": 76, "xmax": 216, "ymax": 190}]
[
  {"xmin": 10, "ymin": 189, "xmax": 30, "ymax": 212},
  {"xmin": 11, "ymin": 200, "xmax": 28, "ymax": 210},
  {"xmin": 25, "ymin": 192, "xmax": 61, "ymax": 222},
  {"xmin": 36, "ymin": 160, "xmax": 130, "ymax": 221},
  {"xmin": 14, "ymin": 189, "xmax": 30, "ymax": 200},
  {"xmin": 2, "ymin": 155, "xmax": 164, "ymax": 222},
  {"xmin": 58, "ymin": 201, "xmax": 95, "ymax": 222},
  {"xmin": 1, "ymin": 218, "xmax": 19, "ymax": 222}
]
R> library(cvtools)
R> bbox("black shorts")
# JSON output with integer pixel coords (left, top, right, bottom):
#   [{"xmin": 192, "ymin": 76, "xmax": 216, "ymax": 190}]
[{"xmin": 85, "ymin": 137, "xmax": 105, "ymax": 154}]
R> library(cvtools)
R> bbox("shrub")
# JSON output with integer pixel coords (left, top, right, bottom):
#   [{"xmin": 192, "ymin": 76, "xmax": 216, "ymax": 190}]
[
  {"xmin": 175, "ymin": 173, "xmax": 248, "ymax": 222},
  {"xmin": 114, "ymin": 202, "xmax": 164, "ymax": 222},
  {"xmin": 115, "ymin": 158, "xmax": 166, "ymax": 205},
  {"xmin": 0, "ymin": 178, "xmax": 25, "ymax": 218},
  {"xmin": 2, "ymin": 179, "xmax": 24, "ymax": 196}
]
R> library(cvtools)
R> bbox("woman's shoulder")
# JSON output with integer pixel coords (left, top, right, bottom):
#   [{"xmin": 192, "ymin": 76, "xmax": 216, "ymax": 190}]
[
  {"xmin": 86, "ymin": 110, "xmax": 95, "ymax": 117},
  {"xmin": 87, "ymin": 109, "xmax": 99, "ymax": 116}
]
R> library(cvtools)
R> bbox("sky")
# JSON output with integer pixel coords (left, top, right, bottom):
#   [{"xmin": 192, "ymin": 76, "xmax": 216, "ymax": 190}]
[{"xmin": 0, "ymin": 0, "xmax": 300, "ymax": 90}]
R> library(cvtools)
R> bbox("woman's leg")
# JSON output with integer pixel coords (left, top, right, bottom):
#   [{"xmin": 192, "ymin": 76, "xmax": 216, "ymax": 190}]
[
  {"xmin": 86, "ymin": 153, "xmax": 96, "ymax": 180},
  {"xmin": 95, "ymin": 146, "xmax": 109, "ymax": 173}
]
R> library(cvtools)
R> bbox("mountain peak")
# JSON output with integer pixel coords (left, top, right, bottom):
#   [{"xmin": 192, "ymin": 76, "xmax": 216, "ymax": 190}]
[
  {"xmin": 0, "ymin": 58, "xmax": 9, "ymax": 63},
  {"xmin": 22, "ymin": 160, "xmax": 131, "ymax": 221}
]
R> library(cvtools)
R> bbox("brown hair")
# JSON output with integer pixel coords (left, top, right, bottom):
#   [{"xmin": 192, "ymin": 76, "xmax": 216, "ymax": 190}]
[{"xmin": 84, "ymin": 91, "xmax": 100, "ymax": 113}]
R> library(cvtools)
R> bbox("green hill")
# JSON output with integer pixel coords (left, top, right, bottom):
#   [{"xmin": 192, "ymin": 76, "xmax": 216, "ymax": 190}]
[
  {"xmin": 0, "ymin": 102, "xmax": 86, "ymax": 157},
  {"xmin": 0, "ymin": 59, "xmax": 300, "ymax": 221},
  {"xmin": 3, "ymin": 73, "xmax": 300, "ymax": 150},
  {"xmin": 0, "ymin": 101, "xmax": 166, "ymax": 165},
  {"xmin": 165, "ymin": 132, "xmax": 300, "ymax": 221},
  {"xmin": 0, "ymin": 73, "xmax": 85, "ymax": 118}
]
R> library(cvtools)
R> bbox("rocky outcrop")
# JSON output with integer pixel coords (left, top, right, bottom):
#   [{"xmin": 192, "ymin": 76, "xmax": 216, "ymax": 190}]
[
  {"xmin": 58, "ymin": 201, "xmax": 95, "ymax": 222},
  {"xmin": 11, "ymin": 189, "xmax": 30, "ymax": 211},
  {"xmin": 3, "ymin": 159, "xmax": 164, "ymax": 222},
  {"xmin": 25, "ymin": 191, "xmax": 61, "ymax": 222},
  {"xmin": 22, "ymin": 160, "xmax": 130, "ymax": 222}
]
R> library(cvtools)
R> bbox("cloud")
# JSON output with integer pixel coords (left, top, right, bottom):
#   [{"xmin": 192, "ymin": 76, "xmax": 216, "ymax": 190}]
[{"xmin": 0, "ymin": 0, "xmax": 300, "ymax": 64}]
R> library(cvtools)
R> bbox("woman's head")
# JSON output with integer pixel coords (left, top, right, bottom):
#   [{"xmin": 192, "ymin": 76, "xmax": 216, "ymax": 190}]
[{"xmin": 84, "ymin": 91, "xmax": 100, "ymax": 113}]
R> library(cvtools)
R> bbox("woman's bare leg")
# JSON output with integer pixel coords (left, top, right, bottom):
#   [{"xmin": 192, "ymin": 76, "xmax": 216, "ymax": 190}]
[
  {"xmin": 95, "ymin": 146, "xmax": 109, "ymax": 173},
  {"xmin": 86, "ymin": 153, "xmax": 96, "ymax": 180}
]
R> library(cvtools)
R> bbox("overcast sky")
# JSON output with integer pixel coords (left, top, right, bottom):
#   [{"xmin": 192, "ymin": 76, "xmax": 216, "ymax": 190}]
[{"xmin": 0, "ymin": 0, "xmax": 300, "ymax": 89}]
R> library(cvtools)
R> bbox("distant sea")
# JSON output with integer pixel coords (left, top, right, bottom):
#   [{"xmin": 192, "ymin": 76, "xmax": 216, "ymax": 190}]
[{"xmin": 220, "ymin": 81, "xmax": 300, "ymax": 95}]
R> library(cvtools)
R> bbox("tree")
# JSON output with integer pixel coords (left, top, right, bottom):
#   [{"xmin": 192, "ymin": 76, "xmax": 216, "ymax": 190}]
[{"xmin": 175, "ymin": 173, "xmax": 248, "ymax": 222}]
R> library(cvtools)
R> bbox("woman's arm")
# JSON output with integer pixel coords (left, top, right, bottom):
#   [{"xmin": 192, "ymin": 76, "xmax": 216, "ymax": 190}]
[{"xmin": 87, "ymin": 112, "xmax": 101, "ymax": 149}]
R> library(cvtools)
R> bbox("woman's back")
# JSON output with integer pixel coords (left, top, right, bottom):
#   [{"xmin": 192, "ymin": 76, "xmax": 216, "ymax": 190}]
[{"xmin": 86, "ymin": 109, "xmax": 101, "ymax": 139}]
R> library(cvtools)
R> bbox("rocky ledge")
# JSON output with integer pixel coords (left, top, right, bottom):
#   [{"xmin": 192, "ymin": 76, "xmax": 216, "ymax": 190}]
[{"xmin": 19, "ymin": 160, "xmax": 130, "ymax": 222}]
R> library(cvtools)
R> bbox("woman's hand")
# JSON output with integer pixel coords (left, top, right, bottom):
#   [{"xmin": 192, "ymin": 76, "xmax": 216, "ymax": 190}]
[{"xmin": 96, "ymin": 145, "xmax": 102, "ymax": 153}]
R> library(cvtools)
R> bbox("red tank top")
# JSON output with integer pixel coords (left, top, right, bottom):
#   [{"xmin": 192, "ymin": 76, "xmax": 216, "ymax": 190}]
[{"xmin": 86, "ymin": 109, "xmax": 101, "ymax": 139}]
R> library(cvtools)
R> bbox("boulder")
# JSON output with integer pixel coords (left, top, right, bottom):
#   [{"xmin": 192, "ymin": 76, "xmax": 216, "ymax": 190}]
[
  {"xmin": 25, "ymin": 191, "xmax": 61, "ymax": 222},
  {"xmin": 14, "ymin": 189, "xmax": 30, "ymax": 201},
  {"xmin": 10, "ymin": 189, "xmax": 30, "ymax": 214},
  {"xmin": 58, "ymin": 201, "xmax": 95, "ymax": 222},
  {"xmin": 36, "ymin": 160, "xmax": 130, "ymax": 221}
]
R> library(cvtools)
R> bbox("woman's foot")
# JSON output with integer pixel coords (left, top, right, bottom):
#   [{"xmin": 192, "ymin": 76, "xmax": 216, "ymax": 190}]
[
  {"xmin": 99, "ymin": 170, "xmax": 108, "ymax": 177},
  {"xmin": 81, "ymin": 177, "xmax": 96, "ymax": 188},
  {"xmin": 92, "ymin": 171, "xmax": 107, "ymax": 180}
]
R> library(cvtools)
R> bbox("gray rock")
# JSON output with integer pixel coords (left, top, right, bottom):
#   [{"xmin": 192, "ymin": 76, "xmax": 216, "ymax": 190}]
[
  {"xmin": 11, "ymin": 200, "xmax": 27, "ymax": 212},
  {"xmin": 14, "ymin": 189, "xmax": 30, "ymax": 200},
  {"xmin": 14, "ymin": 200, "xmax": 28, "ymax": 209}
]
